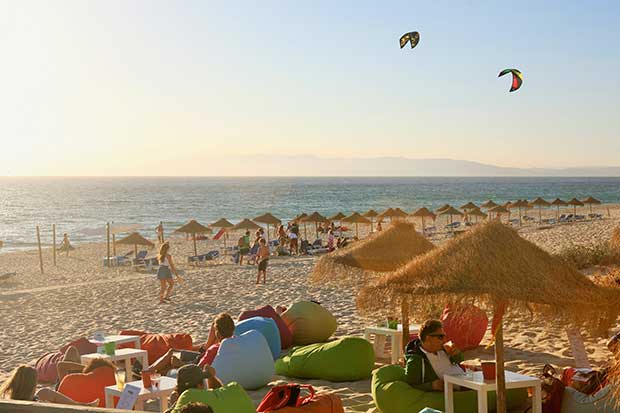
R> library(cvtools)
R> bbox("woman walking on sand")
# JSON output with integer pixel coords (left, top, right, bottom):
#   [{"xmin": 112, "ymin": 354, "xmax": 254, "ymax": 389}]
[
  {"xmin": 157, "ymin": 242, "xmax": 180, "ymax": 303},
  {"xmin": 256, "ymin": 238, "xmax": 269, "ymax": 284}
]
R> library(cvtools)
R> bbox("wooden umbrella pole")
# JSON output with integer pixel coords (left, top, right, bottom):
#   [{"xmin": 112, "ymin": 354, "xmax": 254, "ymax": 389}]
[
  {"xmin": 36, "ymin": 226, "xmax": 44, "ymax": 274},
  {"xmin": 401, "ymin": 296, "xmax": 410, "ymax": 351},
  {"xmin": 52, "ymin": 224, "xmax": 56, "ymax": 266},
  {"xmin": 134, "ymin": 244, "xmax": 138, "ymax": 258},
  {"xmin": 106, "ymin": 222, "xmax": 110, "ymax": 267},
  {"xmin": 112, "ymin": 234, "xmax": 116, "ymax": 256},
  {"xmin": 193, "ymin": 233, "xmax": 197, "ymax": 256},
  {"xmin": 495, "ymin": 318, "xmax": 507, "ymax": 413},
  {"xmin": 370, "ymin": 219, "xmax": 374, "ymax": 233},
  {"xmin": 355, "ymin": 223, "xmax": 359, "ymax": 238}
]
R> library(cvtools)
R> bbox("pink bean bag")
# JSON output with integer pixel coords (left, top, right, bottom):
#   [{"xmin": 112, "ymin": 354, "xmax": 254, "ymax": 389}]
[
  {"xmin": 59, "ymin": 337, "xmax": 97, "ymax": 355},
  {"xmin": 34, "ymin": 351, "xmax": 64, "ymax": 383},
  {"xmin": 238, "ymin": 305, "xmax": 293, "ymax": 349},
  {"xmin": 441, "ymin": 304, "xmax": 488, "ymax": 351}
]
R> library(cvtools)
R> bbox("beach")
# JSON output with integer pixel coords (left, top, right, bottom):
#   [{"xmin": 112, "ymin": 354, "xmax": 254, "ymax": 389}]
[{"xmin": 2, "ymin": 207, "xmax": 620, "ymax": 412}]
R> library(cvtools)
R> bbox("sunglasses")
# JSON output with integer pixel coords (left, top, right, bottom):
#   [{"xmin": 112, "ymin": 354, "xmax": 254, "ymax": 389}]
[{"xmin": 428, "ymin": 333, "xmax": 446, "ymax": 339}]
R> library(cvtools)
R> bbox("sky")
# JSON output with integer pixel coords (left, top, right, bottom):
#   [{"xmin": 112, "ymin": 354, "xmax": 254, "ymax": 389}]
[{"xmin": 1, "ymin": 0, "xmax": 619, "ymax": 176}]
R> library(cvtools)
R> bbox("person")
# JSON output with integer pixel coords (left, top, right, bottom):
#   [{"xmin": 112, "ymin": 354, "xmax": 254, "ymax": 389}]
[
  {"xmin": 237, "ymin": 231, "xmax": 250, "ymax": 265},
  {"xmin": 156, "ymin": 222, "xmax": 165, "ymax": 244},
  {"xmin": 167, "ymin": 364, "xmax": 223, "ymax": 413},
  {"xmin": 57, "ymin": 351, "xmax": 121, "ymax": 382},
  {"xmin": 178, "ymin": 402, "xmax": 213, "ymax": 413},
  {"xmin": 256, "ymin": 238, "xmax": 269, "ymax": 284},
  {"xmin": 289, "ymin": 223, "xmax": 299, "ymax": 255},
  {"xmin": 157, "ymin": 242, "xmax": 180, "ymax": 304},
  {"xmin": 376, "ymin": 221, "xmax": 383, "ymax": 232},
  {"xmin": 327, "ymin": 229, "xmax": 335, "ymax": 252},
  {"xmin": 58, "ymin": 233, "xmax": 75, "ymax": 256},
  {"xmin": 198, "ymin": 313, "xmax": 235, "ymax": 367},
  {"xmin": 404, "ymin": 319, "xmax": 464, "ymax": 391},
  {"xmin": 0, "ymin": 365, "xmax": 99, "ymax": 406}
]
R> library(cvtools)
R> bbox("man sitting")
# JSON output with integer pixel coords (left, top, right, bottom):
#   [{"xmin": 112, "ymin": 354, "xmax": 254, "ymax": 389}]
[
  {"xmin": 198, "ymin": 313, "xmax": 235, "ymax": 367},
  {"xmin": 404, "ymin": 319, "xmax": 464, "ymax": 391}
]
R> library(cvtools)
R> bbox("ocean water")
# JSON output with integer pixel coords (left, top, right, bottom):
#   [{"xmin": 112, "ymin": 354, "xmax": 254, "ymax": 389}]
[{"xmin": 1, "ymin": 177, "xmax": 620, "ymax": 252}]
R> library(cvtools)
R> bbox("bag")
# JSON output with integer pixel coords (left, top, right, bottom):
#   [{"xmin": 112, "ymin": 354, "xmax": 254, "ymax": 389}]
[
  {"xmin": 540, "ymin": 364, "xmax": 565, "ymax": 413},
  {"xmin": 570, "ymin": 368, "xmax": 608, "ymax": 395},
  {"xmin": 257, "ymin": 384, "xmax": 315, "ymax": 412}
]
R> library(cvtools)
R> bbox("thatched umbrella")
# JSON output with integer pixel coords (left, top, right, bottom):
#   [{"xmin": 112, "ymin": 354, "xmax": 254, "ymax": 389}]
[
  {"xmin": 312, "ymin": 221, "xmax": 435, "ymax": 350},
  {"xmin": 363, "ymin": 209, "xmax": 379, "ymax": 232},
  {"xmin": 357, "ymin": 221, "xmax": 620, "ymax": 413},
  {"xmin": 211, "ymin": 218, "xmax": 234, "ymax": 248},
  {"xmin": 550, "ymin": 199, "xmax": 567, "ymax": 221},
  {"xmin": 378, "ymin": 208, "xmax": 408, "ymax": 223},
  {"xmin": 411, "ymin": 207, "xmax": 435, "ymax": 234},
  {"xmin": 436, "ymin": 204, "xmax": 451, "ymax": 214},
  {"xmin": 460, "ymin": 202, "xmax": 478, "ymax": 212},
  {"xmin": 567, "ymin": 198, "xmax": 585, "ymax": 217},
  {"xmin": 175, "ymin": 220, "xmax": 212, "ymax": 256},
  {"xmin": 115, "ymin": 232, "xmax": 154, "ymax": 258},
  {"xmin": 582, "ymin": 196, "xmax": 602, "ymax": 214},
  {"xmin": 465, "ymin": 207, "xmax": 487, "ymax": 224},
  {"xmin": 481, "ymin": 200, "xmax": 498, "ymax": 210},
  {"xmin": 328, "ymin": 212, "xmax": 346, "ymax": 223},
  {"xmin": 438, "ymin": 205, "xmax": 463, "ymax": 227},
  {"xmin": 530, "ymin": 197, "xmax": 551, "ymax": 223},
  {"xmin": 511, "ymin": 199, "xmax": 530, "ymax": 226},
  {"xmin": 254, "ymin": 213, "xmax": 281, "ymax": 242},
  {"xmin": 342, "ymin": 212, "xmax": 371, "ymax": 238},
  {"xmin": 292, "ymin": 213, "xmax": 308, "ymax": 223},
  {"xmin": 303, "ymin": 212, "xmax": 329, "ymax": 240},
  {"xmin": 489, "ymin": 204, "xmax": 509, "ymax": 222},
  {"xmin": 232, "ymin": 219, "xmax": 261, "ymax": 232}
]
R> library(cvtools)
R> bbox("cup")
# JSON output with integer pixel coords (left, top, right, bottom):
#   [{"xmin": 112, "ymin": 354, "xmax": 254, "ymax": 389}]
[
  {"xmin": 481, "ymin": 361, "xmax": 496, "ymax": 380},
  {"xmin": 151, "ymin": 373, "xmax": 161, "ymax": 390},
  {"xmin": 115, "ymin": 369, "xmax": 126, "ymax": 390},
  {"xmin": 141, "ymin": 371, "xmax": 152, "ymax": 388},
  {"xmin": 443, "ymin": 340, "xmax": 455, "ymax": 353},
  {"xmin": 103, "ymin": 341, "xmax": 116, "ymax": 356}
]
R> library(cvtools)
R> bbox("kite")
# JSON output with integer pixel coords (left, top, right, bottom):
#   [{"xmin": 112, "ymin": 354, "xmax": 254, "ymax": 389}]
[
  {"xmin": 399, "ymin": 31, "xmax": 420, "ymax": 49},
  {"xmin": 498, "ymin": 68, "xmax": 523, "ymax": 92}
]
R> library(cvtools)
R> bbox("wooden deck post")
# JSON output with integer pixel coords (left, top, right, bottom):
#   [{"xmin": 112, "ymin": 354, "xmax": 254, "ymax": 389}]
[{"xmin": 36, "ymin": 225, "xmax": 44, "ymax": 274}]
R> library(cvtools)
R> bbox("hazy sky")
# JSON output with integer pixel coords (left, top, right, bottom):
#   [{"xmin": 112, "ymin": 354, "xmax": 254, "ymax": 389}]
[{"xmin": 1, "ymin": 0, "xmax": 619, "ymax": 175}]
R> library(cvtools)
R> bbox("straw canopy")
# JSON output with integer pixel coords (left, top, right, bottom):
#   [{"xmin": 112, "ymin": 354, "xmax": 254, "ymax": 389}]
[
  {"xmin": 378, "ymin": 208, "xmax": 408, "ymax": 220},
  {"xmin": 503, "ymin": 201, "xmax": 514, "ymax": 209},
  {"xmin": 481, "ymin": 200, "xmax": 498, "ymax": 209},
  {"xmin": 460, "ymin": 202, "xmax": 478, "ymax": 211},
  {"xmin": 303, "ymin": 211, "xmax": 329, "ymax": 224},
  {"xmin": 465, "ymin": 208, "xmax": 488, "ymax": 219},
  {"xmin": 211, "ymin": 218, "xmax": 234, "ymax": 228},
  {"xmin": 253, "ymin": 213, "xmax": 281, "ymax": 225},
  {"xmin": 489, "ymin": 205, "xmax": 509, "ymax": 214},
  {"xmin": 311, "ymin": 221, "xmax": 435, "ymax": 284},
  {"xmin": 115, "ymin": 232, "xmax": 154, "ymax": 247},
  {"xmin": 530, "ymin": 197, "xmax": 551, "ymax": 207},
  {"xmin": 363, "ymin": 209, "xmax": 379, "ymax": 218},
  {"xmin": 567, "ymin": 198, "xmax": 585, "ymax": 206},
  {"xmin": 232, "ymin": 219, "xmax": 262, "ymax": 231},
  {"xmin": 550, "ymin": 198, "xmax": 567, "ymax": 206},
  {"xmin": 436, "ymin": 204, "xmax": 451, "ymax": 213},
  {"xmin": 329, "ymin": 212, "xmax": 347, "ymax": 221},
  {"xmin": 356, "ymin": 221, "xmax": 620, "ymax": 330},
  {"xmin": 292, "ymin": 213, "xmax": 308, "ymax": 223},
  {"xmin": 438, "ymin": 206, "xmax": 464, "ymax": 216},
  {"xmin": 411, "ymin": 207, "xmax": 435, "ymax": 218},
  {"xmin": 582, "ymin": 196, "xmax": 602, "ymax": 205},
  {"xmin": 342, "ymin": 212, "xmax": 371, "ymax": 224},
  {"xmin": 175, "ymin": 220, "xmax": 212, "ymax": 234}
]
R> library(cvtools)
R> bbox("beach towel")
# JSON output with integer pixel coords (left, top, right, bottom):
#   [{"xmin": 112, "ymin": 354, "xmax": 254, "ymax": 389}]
[
  {"xmin": 441, "ymin": 304, "xmax": 488, "ymax": 351},
  {"xmin": 280, "ymin": 301, "xmax": 337, "ymax": 345},
  {"xmin": 235, "ymin": 316, "xmax": 281, "ymax": 359},
  {"xmin": 119, "ymin": 330, "xmax": 193, "ymax": 364},
  {"xmin": 238, "ymin": 305, "xmax": 293, "ymax": 349},
  {"xmin": 171, "ymin": 384, "xmax": 255, "ymax": 413},
  {"xmin": 214, "ymin": 228, "xmax": 226, "ymax": 240},
  {"xmin": 265, "ymin": 393, "xmax": 344, "ymax": 413},
  {"xmin": 58, "ymin": 366, "xmax": 116, "ymax": 408}
]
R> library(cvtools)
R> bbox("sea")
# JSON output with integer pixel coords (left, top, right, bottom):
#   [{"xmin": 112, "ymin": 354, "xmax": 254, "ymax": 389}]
[{"xmin": 1, "ymin": 176, "xmax": 620, "ymax": 253}]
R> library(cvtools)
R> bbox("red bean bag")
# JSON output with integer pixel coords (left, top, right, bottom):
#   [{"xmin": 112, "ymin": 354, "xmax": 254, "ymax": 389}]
[
  {"xmin": 441, "ymin": 304, "xmax": 488, "ymax": 351},
  {"xmin": 267, "ymin": 393, "xmax": 344, "ymax": 413},
  {"xmin": 59, "ymin": 337, "xmax": 97, "ymax": 355},
  {"xmin": 34, "ymin": 351, "xmax": 64, "ymax": 383},
  {"xmin": 58, "ymin": 366, "xmax": 116, "ymax": 407},
  {"xmin": 119, "ymin": 330, "xmax": 193, "ymax": 364},
  {"xmin": 239, "ymin": 305, "xmax": 293, "ymax": 349}
]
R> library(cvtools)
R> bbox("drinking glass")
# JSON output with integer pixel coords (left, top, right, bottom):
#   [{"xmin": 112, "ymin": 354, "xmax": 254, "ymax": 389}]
[
  {"xmin": 151, "ymin": 372, "xmax": 161, "ymax": 389},
  {"xmin": 115, "ymin": 369, "xmax": 126, "ymax": 390}
]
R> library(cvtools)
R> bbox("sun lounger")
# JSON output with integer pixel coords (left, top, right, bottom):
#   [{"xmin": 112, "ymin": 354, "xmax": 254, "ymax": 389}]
[{"xmin": 132, "ymin": 250, "xmax": 148, "ymax": 266}]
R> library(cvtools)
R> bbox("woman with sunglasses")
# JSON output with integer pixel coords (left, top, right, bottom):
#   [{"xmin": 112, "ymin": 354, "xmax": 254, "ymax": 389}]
[{"xmin": 403, "ymin": 319, "xmax": 464, "ymax": 391}]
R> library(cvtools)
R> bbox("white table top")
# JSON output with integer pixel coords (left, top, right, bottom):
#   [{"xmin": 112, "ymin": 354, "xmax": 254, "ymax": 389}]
[
  {"xmin": 444, "ymin": 370, "xmax": 540, "ymax": 391},
  {"xmin": 82, "ymin": 348, "xmax": 147, "ymax": 361},
  {"xmin": 365, "ymin": 324, "xmax": 421, "ymax": 334},
  {"xmin": 89, "ymin": 335, "xmax": 141, "ymax": 346},
  {"xmin": 105, "ymin": 376, "xmax": 176, "ymax": 397}
]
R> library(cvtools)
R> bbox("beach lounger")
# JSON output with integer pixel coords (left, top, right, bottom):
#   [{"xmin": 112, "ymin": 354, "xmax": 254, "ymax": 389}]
[{"xmin": 132, "ymin": 250, "xmax": 148, "ymax": 266}]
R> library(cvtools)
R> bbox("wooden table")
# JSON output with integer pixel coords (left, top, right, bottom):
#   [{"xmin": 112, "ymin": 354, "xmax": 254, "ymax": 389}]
[
  {"xmin": 364, "ymin": 324, "xmax": 420, "ymax": 364},
  {"xmin": 81, "ymin": 348, "xmax": 148, "ymax": 382},
  {"xmin": 105, "ymin": 376, "xmax": 176, "ymax": 412},
  {"xmin": 89, "ymin": 334, "xmax": 141, "ymax": 349},
  {"xmin": 444, "ymin": 371, "xmax": 542, "ymax": 413}
]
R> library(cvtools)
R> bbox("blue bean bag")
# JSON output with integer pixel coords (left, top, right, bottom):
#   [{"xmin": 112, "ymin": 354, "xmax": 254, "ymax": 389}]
[
  {"xmin": 235, "ymin": 316, "xmax": 281, "ymax": 359},
  {"xmin": 372, "ymin": 365, "xmax": 528, "ymax": 413},
  {"xmin": 212, "ymin": 330, "xmax": 275, "ymax": 390},
  {"xmin": 275, "ymin": 336, "xmax": 374, "ymax": 382}
]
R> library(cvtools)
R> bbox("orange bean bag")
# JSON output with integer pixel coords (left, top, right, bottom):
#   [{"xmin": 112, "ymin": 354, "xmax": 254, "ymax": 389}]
[
  {"xmin": 268, "ymin": 393, "xmax": 344, "ymax": 413},
  {"xmin": 119, "ymin": 330, "xmax": 194, "ymax": 364},
  {"xmin": 441, "ymin": 304, "xmax": 488, "ymax": 351},
  {"xmin": 58, "ymin": 366, "xmax": 116, "ymax": 407}
]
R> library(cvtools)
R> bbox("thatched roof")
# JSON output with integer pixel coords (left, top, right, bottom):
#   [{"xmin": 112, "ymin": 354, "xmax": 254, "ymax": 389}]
[
  {"xmin": 460, "ymin": 202, "xmax": 478, "ymax": 210},
  {"xmin": 253, "ymin": 213, "xmax": 281, "ymax": 225},
  {"xmin": 356, "ymin": 221, "xmax": 620, "ymax": 331},
  {"xmin": 489, "ymin": 205, "xmax": 509, "ymax": 214},
  {"xmin": 311, "ymin": 221, "xmax": 435, "ymax": 285},
  {"xmin": 513, "ymin": 199, "xmax": 530, "ymax": 208},
  {"xmin": 568, "ymin": 198, "xmax": 585, "ymax": 206},
  {"xmin": 378, "ymin": 208, "xmax": 408, "ymax": 219},
  {"xmin": 436, "ymin": 204, "xmax": 451, "ymax": 213},
  {"xmin": 115, "ymin": 232, "xmax": 154, "ymax": 246},
  {"xmin": 303, "ymin": 211, "xmax": 329, "ymax": 223},
  {"xmin": 465, "ymin": 208, "xmax": 488, "ymax": 218},
  {"xmin": 583, "ymin": 196, "xmax": 602, "ymax": 205},
  {"xmin": 363, "ymin": 209, "xmax": 379, "ymax": 218},
  {"xmin": 342, "ymin": 212, "xmax": 371, "ymax": 224},
  {"xmin": 438, "ymin": 206, "xmax": 463, "ymax": 216},
  {"xmin": 232, "ymin": 219, "xmax": 261, "ymax": 231},
  {"xmin": 329, "ymin": 212, "xmax": 347, "ymax": 221},
  {"xmin": 175, "ymin": 220, "xmax": 212, "ymax": 234},
  {"xmin": 412, "ymin": 207, "xmax": 435, "ymax": 218},
  {"xmin": 481, "ymin": 200, "xmax": 498, "ymax": 209},
  {"xmin": 530, "ymin": 197, "xmax": 551, "ymax": 207},
  {"xmin": 292, "ymin": 213, "xmax": 308, "ymax": 223},
  {"xmin": 550, "ymin": 198, "xmax": 567, "ymax": 206},
  {"xmin": 503, "ymin": 201, "xmax": 514, "ymax": 209},
  {"xmin": 211, "ymin": 218, "xmax": 234, "ymax": 228}
]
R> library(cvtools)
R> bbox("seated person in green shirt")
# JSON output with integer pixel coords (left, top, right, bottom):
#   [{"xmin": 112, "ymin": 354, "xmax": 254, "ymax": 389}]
[
  {"xmin": 404, "ymin": 319, "xmax": 464, "ymax": 391},
  {"xmin": 167, "ymin": 364, "xmax": 222, "ymax": 413},
  {"xmin": 178, "ymin": 402, "xmax": 213, "ymax": 413}
]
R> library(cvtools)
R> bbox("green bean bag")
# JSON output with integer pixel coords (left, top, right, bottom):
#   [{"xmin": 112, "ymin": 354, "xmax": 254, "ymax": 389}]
[
  {"xmin": 275, "ymin": 336, "xmax": 374, "ymax": 382},
  {"xmin": 372, "ymin": 365, "xmax": 528, "ymax": 413},
  {"xmin": 171, "ymin": 383, "xmax": 255, "ymax": 413},
  {"xmin": 281, "ymin": 301, "xmax": 337, "ymax": 345}
]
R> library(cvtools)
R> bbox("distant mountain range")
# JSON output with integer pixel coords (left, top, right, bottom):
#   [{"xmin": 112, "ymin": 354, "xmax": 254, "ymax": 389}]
[{"xmin": 210, "ymin": 156, "xmax": 620, "ymax": 176}]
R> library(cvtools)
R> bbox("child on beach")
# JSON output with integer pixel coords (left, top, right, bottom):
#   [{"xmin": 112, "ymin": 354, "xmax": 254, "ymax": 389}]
[
  {"xmin": 256, "ymin": 238, "xmax": 269, "ymax": 284},
  {"xmin": 58, "ymin": 233, "xmax": 75, "ymax": 256},
  {"xmin": 157, "ymin": 242, "xmax": 180, "ymax": 304}
]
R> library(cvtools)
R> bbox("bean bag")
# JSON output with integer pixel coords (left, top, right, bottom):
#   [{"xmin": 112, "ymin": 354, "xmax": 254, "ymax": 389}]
[
  {"xmin": 441, "ymin": 304, "xmax": 488, "ymax": 351},
  {"xmin": 58, "ymin": 366, "xmax": 116, "ymax": 408},
  {"xmin": 119, "ymin": 330, "xmax": 194, "ymax": 364},
  {"xmin": 280, "ymin": 301, "xmax": 337, "ymax": 345},
  {"xmin": 59, "ymin": 337, "xmax": 97, "ymax": 355},
  {"xmin": 267, "ymin": 393, "xmax": 344, "ymax": 412},
  {"xmin": 372, "ymin": 365, "xmax": 527, "ymax": 413},
  {"xmin": 235, "ymin": 316, "xmax": 281, "ymax": 359},
  {"xmin": 172, "ymin": 383, "xmax": 255, "ymax": 413},
  {"xmin": 212, "ymin": 330, "xmax": 275, "ymax": 390},
  {"xmin": 561, "ymin": 387, "xmax": 619, "ymax": 413},
  {"xmin": 239, "ymin": 305, "xmax": 293, "ymax": 349},
  {"xmin": 275, "ymin": 336, "xmax": 374, "ymax": 382},
  {"xmin": 34, "ymin": 351, "xmax": 64, "ymax": 383}
]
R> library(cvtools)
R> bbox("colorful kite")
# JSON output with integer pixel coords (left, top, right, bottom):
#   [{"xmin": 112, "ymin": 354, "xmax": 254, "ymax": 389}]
[
  {"xmin": 399, "ymin": 31, "xmax": 420, "ymax": 49},
  {"xmin": 498, "ymin": 68, "xmax": 523, "ymax": 92}
]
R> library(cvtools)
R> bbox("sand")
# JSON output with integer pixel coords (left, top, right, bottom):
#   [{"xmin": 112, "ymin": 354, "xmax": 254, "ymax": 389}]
[{"xmin": 1, "ymin": 206, "xmax": 620, "ymax": 412}]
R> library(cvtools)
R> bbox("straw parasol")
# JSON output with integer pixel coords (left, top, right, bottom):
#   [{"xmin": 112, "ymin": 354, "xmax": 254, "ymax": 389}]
[
  {"xmin": 109, "ymin": 223, "xmax": 143, "ymax": 255},
  {"xmin": 582, "ymin": 196, "xmax": 602, "ymax": 214},
  {"xmin": 567, "ymin": 198, "xmax": 585, "ymax": 217},
  {"xmin": 529, "ymin": 197, "xmax": 551, "ymax": 223},
  {"xmin": 302, "ymin": 212, "xmax": 329, "ymax": 239},
  {"xmin": 356, "ymin": 221, "xmax": 620, "ymax": 413},
  {"xmin": 174, "ymin": 220, "xmax": 212, "ymax": 256},
  {"xmin": 254, "ymin": 213, "xmax": 282, "ymax": 241},
  {"xmin": 363, "ymin": 209, "xmax": 379, "ymax": 232},
  {"xmin": 292, "ymin": 213, "xmax": 308, "ymax": 223},
  {"xmin": 511, "ymin": 199, "xmax": 530, "ymax": 226},
  {"xmin": 465, "ymin": 207, "xmax": 487, "ymax": 223},
  {"xmin": 550, "ymin": 199, "xmax": 567, "ymax": 221},
  {"xmin": 342, "ymin": 212, "xmax": 371, "ymax": 238},
  {"xmin": 232, "ymin": 219, "xmax": 262, "ymax": 232},
  {"xmin": 480, "ymin": 200, "xmax": 498, "ymax": 209},
  {"xmin": 460, "ymin": 202, "xmax": 478, "ymax": 212},
  {"xmin": 436, "ymin": 204, "xmax": 451, "ymax": 214},
  {"xmin": 438, "ymin": 205, "xmax": 463, "ymax": 226},
  {"xmin": 115, "ymin": 232, "xmax": 154, "ymax": 258},
  {"xmin": 328, "ymin": 212, "xmax": 346, "ymax": 222},
  {"xmin": 488, "ymin": 204, "xmax": 509, "ymax": 222},
  {"xmin": 378, "ymin": 208, "xmax": 408, "ymax": 223},
  {"xmin": 411, "ymin": 207, "xmax": 436, "ymax": 234},
  {"xmin": 211, "ymin": 218, "xmax": 234, "ymax": 248}
]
